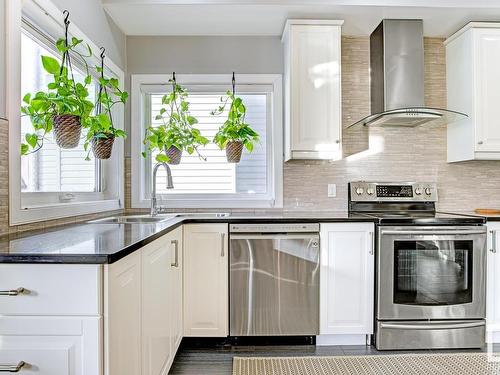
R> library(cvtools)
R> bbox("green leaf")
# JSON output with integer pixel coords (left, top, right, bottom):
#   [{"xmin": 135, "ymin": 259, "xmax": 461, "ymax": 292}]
[
  {"xmin": 244, "ymin": 141, "xmax": 254, "ymax": 152},
  {"xmin": 41, "ymin": 55, "xmax": 60, "ymax": 75},
  {"xmin": 25, "ymin": 133, "xmax": 38, "ymax": 148},
  {"xmin": 141, "ymin": 151, "xmax": 147, "ymax": 158},
  {"xmin": 156, "ymin": 154, "xmax": 169, "ymax": 163},
  {"xmin": 84, "ymin": 75, "xmax": 92, "ymax": 85},
  {"xmin": 22, "ymin": 93, "xmax": 31, "ymax": 104},
  {"xmin": 20, "ymin": 143, "xmax": 29, "ymax": 155}
]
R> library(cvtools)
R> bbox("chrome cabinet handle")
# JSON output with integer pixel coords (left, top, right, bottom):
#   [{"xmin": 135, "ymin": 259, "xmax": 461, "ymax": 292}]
[
  {"xmin": 368, "ymin": 232, "xmax": 374, "ymax": 255},
  {"xmin": 220, "ymin": 233, "xmax": 225, "ymax": 257},
  {"xmin": 171, "ymin": 240, "xmax": 179, "ymax": 268},
  {"xmin": 380, "ymin": 321, "xmax": 484, "ymax": 330},
  {"xmin": 491, "ymin": 230, "xmax": 497, "ymax": 253},
  {"xmin": 381, "ymin": 229, "xmax": 485, "ymax": 236},
  {"xmin": 0, "ymin": 361, "xmax": 26, "ymax": 372},
  {"xmin": 0, "ymin": 288, "xmax": 25, "ymax": 296}
]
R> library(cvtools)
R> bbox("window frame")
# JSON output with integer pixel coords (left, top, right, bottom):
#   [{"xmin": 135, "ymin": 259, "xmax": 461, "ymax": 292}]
[
  {"xmin": 7, "ymin": 0, "xmax": 125, "ymax": 225},
  {"xmin": 131, "ymin": 74, "xmax": 283, "ymax": 209}
]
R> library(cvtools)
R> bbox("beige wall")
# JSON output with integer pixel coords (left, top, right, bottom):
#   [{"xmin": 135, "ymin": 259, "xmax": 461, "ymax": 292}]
[{"xmin": 283, "ymin": 37, "xmax": 500, "ymax": 212}]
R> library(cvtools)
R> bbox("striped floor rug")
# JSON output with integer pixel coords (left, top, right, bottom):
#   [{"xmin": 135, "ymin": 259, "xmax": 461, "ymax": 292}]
[{"xmin": 233, "ymin": 353, "xmax": 500, "ymax": 375}]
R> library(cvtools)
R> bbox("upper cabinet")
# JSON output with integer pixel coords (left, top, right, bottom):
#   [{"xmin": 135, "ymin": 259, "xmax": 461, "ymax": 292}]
[
  {"xmin": 282, "ymin": 20, "xmax": 343, "ymax": 161},
  {"xmin": 446, "ymin": 23, "xmax": 500, "ymax": 162}
]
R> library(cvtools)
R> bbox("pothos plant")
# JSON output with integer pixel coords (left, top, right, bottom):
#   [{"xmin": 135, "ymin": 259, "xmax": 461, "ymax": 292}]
[
  {"xmin": 21, "ymin": 34, "xmax": 94, "ymax": 154},
  {"xmin": 83, "ymin": 62, "xmax": 128, "ymax": 160},
  {"xmin": 211, "ymin": 90, "xmax": 259, "ymax": 162},
  {"xmin": 143, "ymin": 78, "xmax": 209, "ymax": 164}
]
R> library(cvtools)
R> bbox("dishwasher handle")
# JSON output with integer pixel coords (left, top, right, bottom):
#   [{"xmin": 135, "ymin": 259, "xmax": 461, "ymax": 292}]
[{"xmin": 230, "ymin": 234, "xmax": 319, "ymax": 241}]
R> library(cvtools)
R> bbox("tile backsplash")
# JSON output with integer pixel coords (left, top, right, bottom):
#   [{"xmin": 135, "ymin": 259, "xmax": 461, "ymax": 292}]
[{"xmin": 282, "ymin": 36, "xmax": 500, "ymax": 212}]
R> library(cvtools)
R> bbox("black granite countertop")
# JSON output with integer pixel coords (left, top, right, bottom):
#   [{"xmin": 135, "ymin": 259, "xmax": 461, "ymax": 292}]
[{"xmin": 0, "ymin": 211, "xmax": 375, "ymax": 264}]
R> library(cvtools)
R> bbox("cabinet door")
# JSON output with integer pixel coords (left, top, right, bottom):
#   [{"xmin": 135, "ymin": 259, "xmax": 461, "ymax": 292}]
[
  {"xmin": 320, "ymin": 223, "xmax": 374, "ymax": 335},
  {"xmin": 0, "ymin": 316, "xmax": 101, "ymax": 375},
  {"xmin": 105, "ymin": 251, "xmax": 142, "ymax": 375},
  {"xmin": 183, "ymin": 224, "xmax": 228, "ymax": 337},
  {"xmin": 487, "ymin": 222, "xmax": 500, "ymax": 343},
  {"xmin": 290, "ymin": 24, "xmax": 341, "ymax": 159},
  {"xmin": 170, "ymin": 227, "xmax": 184, "ymax": 353},
  {"xmin": 475, "ymin": 29, "xmax": 500, "ymax": 152},
  {"xmin": 142, "ymin": 236, "xmax": 172, "ymax": 375}
]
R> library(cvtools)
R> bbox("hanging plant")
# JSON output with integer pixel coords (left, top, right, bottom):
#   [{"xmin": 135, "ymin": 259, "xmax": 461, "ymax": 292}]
[
  {"xmin": 83, "ymin": 48, "xmax": 128, "ymax": 160},
  {"xmin": 21, "ymin": 10, "xmax": 94, "ymax": 154},
  {"xmin": 211, "ymin": 73, "xmax": 259, "ymax": 163},
  {"xmin": 143, "ymin": 73, "xmax": 209, "ymax": 165}
]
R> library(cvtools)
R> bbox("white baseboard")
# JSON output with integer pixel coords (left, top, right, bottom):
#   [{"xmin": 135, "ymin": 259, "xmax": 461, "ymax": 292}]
[
  {"xmin": 486, "ymin": 329, "xmax": 500, "ymax": 344},
  {"xmin": 316, "ymin": 334, "xmax": 368, "ymax": 346}
]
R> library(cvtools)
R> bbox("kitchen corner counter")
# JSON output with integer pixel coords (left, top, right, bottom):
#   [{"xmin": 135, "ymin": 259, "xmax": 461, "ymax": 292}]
[{"xmin": 0, "ymin": 211, "xmax": 375, "ymax": 264}]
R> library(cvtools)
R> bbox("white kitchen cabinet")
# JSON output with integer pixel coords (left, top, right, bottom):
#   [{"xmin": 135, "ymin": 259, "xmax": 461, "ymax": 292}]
[
  {"xmin": 446, "ymin": 23, "xmax": 500, "ymax": 162},
  {"xmin": 142, "ymin": 234, "xmax": 173, "ymax": 375},
  {"xmin": 487, "ymin": 222, "xmax": 500, "ymax": 343},
  {"xmin": 183, "ymin": 223, "xmax": 228, "ymax": 337},
  {"xmin": 106, "ymin": 229, "xmax": 184, "ymax": 375},
  {"xmin": 282, "ymin": 19, "xmax": 343, "ymax": 161},
  {"xmin": 105, "ymin": 250, "xmax": 142, "ymax": 375},
  {"xmin": 319, "ymin": 223, "xmax": 375, "ymax": 343},
  {"xmin": 169, "ymin": 227, "xmax": 184, "ymax": 352},
  {"xmin": 0, "ymin": 265, "xmax": 102, "ymax": 375},
  {"xmin": 0, "ymin": 316, "xmax": 101, "ymax": 375}
]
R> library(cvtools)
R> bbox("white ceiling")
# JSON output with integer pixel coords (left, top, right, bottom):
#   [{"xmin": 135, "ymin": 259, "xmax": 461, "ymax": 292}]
[{"xmin": 102, "ymin": 0, "xmax": 500, "ymax": 37}]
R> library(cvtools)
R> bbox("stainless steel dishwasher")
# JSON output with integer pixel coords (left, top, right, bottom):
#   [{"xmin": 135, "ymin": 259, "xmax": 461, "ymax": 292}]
[{"xmin": 229, "ymin": 223, "xmax": 320, "ymax": 336}]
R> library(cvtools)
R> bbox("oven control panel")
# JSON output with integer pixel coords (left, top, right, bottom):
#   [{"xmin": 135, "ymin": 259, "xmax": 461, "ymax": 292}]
[{"xmin": 349, "ymin": 182, "xmax": 438, "ymax": 202}]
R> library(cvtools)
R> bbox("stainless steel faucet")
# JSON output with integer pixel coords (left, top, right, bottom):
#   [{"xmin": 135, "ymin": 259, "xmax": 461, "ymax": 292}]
[{"xmin": 151, "ymin": 162, "xmax": 174, "ymax": 216}]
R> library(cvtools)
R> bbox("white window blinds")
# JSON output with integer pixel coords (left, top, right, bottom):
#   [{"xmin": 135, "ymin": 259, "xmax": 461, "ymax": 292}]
[{"xmin": 149, "ymin": 92, "xmax": 268, "ymax": 196}]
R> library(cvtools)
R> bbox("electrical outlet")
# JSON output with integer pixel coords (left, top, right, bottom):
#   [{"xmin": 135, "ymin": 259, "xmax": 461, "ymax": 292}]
[{"xmin": 328, "ymin": 184, "xmax": 337, "ymax": 197}]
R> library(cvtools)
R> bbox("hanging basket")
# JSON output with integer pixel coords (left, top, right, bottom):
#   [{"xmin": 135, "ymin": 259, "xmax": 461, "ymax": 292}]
[
  {"xmin": 92, "ymin": 134, "xmax": 115, "ymax": 160},
  {"xmin": 53, "ymin": 114, "xmax": 82, "ymax": 149},
  {"xmin": 166, "ymin": 145, "xmax": 183, "ymax": 165},
  {"xmin": 226, "ymin": 141, "xmax": 243, "ymax": 163}
]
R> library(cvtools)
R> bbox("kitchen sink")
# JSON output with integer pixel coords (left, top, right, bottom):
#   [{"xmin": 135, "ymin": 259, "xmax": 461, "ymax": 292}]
[
  {"xmin": 88, "ymin": 215, "xmax": 176, "ymax": 224},
  {"xmin": 88, "ymin": 212, "xmax": 230, "ymax": 224}
]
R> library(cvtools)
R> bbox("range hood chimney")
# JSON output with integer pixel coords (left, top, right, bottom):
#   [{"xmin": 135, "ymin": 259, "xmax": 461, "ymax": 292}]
[{"xmin": 348, "ymin": 19, "xmax": 466, "ymax": 129}]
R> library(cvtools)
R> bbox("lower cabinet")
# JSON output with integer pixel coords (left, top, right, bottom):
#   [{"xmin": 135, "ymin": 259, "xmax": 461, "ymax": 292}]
[
  {"xmin": 0, "ymin": 264, "xmax": 102, "ymax": 375},
  {"xmin": 183, "ymin": 224, "xmax": 229, "ymax": 337},
  {"xmin": 0, "ymin": 316, "xmax": 101, "ymax": 375},
  {"xmin": 319, "ymin": 223, "xmax": 375, "ymax": 342},
  {"xmin": 487, "ymin": 222, "xmax": 500, "ymax": 343},
  {"xmin": 106, "ymin": 226, "xmax": 183, "ymax": 375}
]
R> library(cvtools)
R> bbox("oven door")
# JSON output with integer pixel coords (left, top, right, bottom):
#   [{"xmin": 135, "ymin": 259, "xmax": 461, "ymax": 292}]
[{"xmin": 377, "ymin": 226, "xmax": 487, "ymax": 320}]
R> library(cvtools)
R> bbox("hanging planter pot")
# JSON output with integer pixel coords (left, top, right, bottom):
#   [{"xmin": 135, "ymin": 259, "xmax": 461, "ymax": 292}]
[
  {"xmin": 53, "ymin": 114, "xmax": 82, "ymax": 149},
  {"xmin": 92, "ymin": 134, "xmax": 115, "ymax": 159},
  {"xmin": 226, "ymin": 141, "xmax": 243, "ymax": 163},
  {"xmin": 166, "ymin": 145, "xmax": 183, "ymax": 165}
]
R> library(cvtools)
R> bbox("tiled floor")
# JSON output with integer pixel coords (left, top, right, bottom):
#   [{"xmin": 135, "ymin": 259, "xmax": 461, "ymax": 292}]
[{"xmin": 169, "ymin": 341, "xmax": 495, "ymax": 374}]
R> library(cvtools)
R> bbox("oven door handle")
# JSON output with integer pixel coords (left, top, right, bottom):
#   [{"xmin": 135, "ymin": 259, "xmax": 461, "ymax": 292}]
[
  {"xmin": 380, "ymin": 229, "xmax": 486, "ymax": 236},
  {"xmin": 380, "ymin": 321, "xmax": 485, "ymax": 330}
]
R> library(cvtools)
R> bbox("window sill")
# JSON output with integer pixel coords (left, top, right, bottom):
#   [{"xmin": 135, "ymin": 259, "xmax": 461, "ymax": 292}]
[
  {"xmin": 10, "ymin": 199, "xmax": 122, "ymax": 226},
  {"xmin": 132, "ymin": 197, "xmax": 281, "ymax": 210}
]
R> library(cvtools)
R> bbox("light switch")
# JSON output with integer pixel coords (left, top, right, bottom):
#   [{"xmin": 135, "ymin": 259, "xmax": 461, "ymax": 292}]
[{"xmin": 328, "ymin": 184, "xmax": 337, "ymax": 197}]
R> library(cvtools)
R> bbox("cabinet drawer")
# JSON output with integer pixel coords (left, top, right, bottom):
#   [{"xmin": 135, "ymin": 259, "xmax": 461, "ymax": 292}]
[
  {"xmin": 0, "ymin": 264, "xmax": 101, "ymax": 316},
  {"xmin": 0, "ymin": 316, "xmax": 101, "ymax": 375}
]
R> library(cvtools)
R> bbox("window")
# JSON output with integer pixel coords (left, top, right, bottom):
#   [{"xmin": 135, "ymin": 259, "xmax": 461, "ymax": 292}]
[
  {"xmin": 21, "ymin": 28, "xmax": 98, "ymax": 193},
  {"xmin": 7, "ymin": 0, "xmax": 125, "ymax": 225},
  {"xmin": 131, "ymin": 74, "xmax": 282, "ymax": 208}
]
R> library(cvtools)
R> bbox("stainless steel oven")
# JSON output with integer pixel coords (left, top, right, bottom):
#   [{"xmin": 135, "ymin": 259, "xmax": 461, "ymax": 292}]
[
  {"xmin": 349, "ymin": 181, "xmax": 488, "ymax": 350},
  {"xmin": 376, "ymin": 225, "xmax": 487, "ymax": 349}
]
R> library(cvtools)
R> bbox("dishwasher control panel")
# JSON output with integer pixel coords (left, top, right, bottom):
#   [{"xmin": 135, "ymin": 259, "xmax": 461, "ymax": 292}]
[{"xmin": 230, "ymin": 223, "xmax": 320, "ymax": 233}]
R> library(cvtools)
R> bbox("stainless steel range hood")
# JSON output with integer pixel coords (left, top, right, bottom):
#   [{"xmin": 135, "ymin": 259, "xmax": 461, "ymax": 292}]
[{"xmin": 348, "ymin": 19, "xmax": 467, "ymax": 129}]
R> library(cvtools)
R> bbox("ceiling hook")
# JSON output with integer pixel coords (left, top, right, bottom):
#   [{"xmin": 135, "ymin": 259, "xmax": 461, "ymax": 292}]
[
  {"xmin": 100, "ymin": 47, "xmax": 106, "ymax": 59},
  {"xmin": 63, "ymin": 10, "xmax": 70, "ymax": 26},
  {"xmin": 232, "ymin": 72, "xmax": 235, "ymax": 95}
]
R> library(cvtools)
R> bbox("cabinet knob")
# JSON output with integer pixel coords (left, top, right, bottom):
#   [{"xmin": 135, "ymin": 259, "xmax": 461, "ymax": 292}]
[
  {"xmin": 335, "ymin": 139, "xmax": 340, "ymax": 144},
  {"xmin": 478, "ymin": 141, "xmax": 484, "ymax": 145}
]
